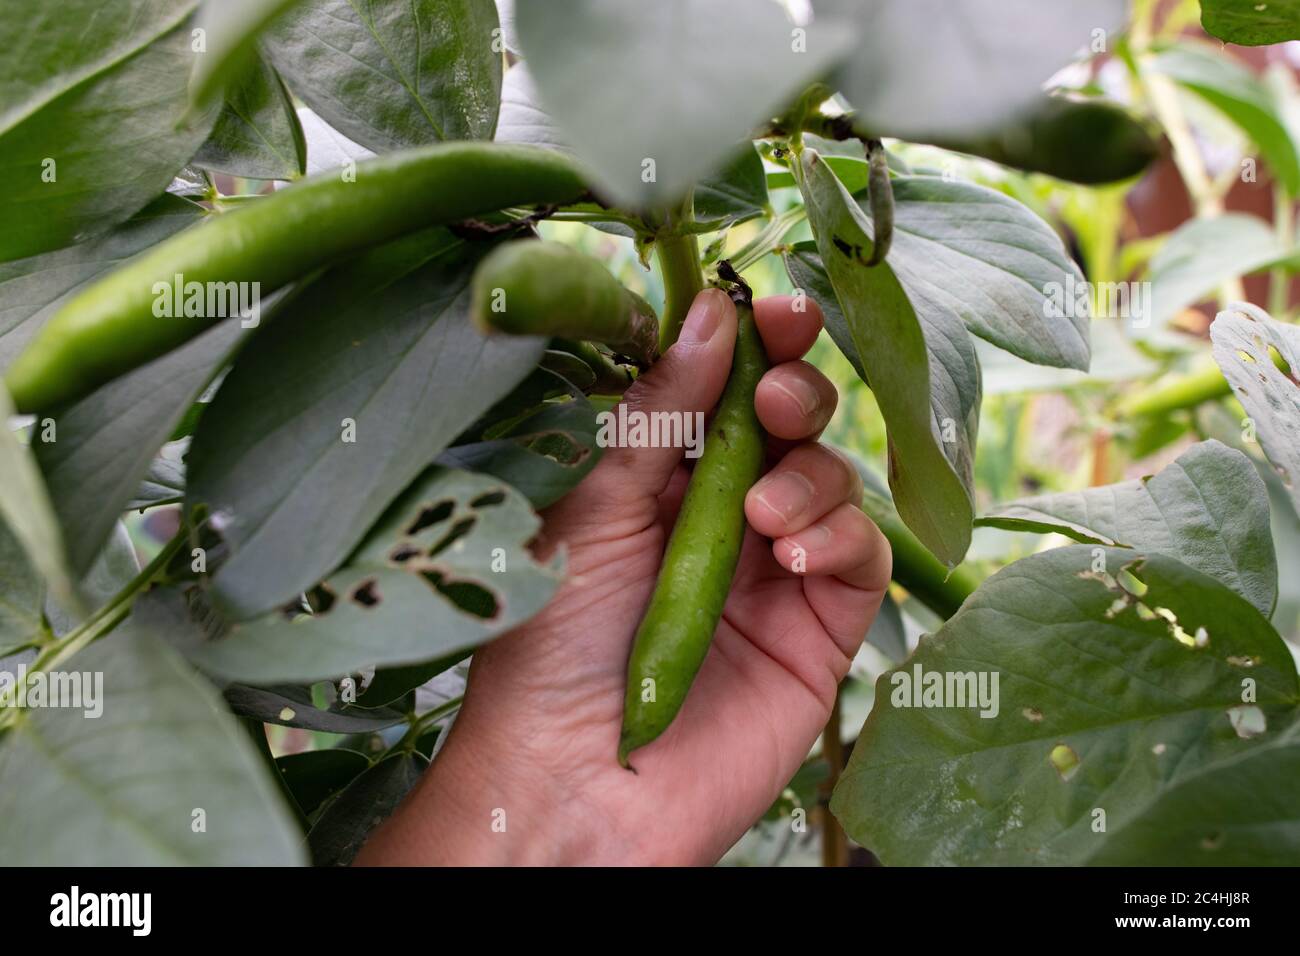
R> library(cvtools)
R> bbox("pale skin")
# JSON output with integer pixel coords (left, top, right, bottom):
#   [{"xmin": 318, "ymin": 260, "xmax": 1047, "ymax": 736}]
[{"xmin": 357, "ymin": 288, "xmax": 891, "ymax": 866}]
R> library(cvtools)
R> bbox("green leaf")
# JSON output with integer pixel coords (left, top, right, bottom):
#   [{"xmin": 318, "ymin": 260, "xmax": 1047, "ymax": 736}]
[
  {"xmin": 1201, "ymin": 0, "xmax": 1300, "ymax": 46},
  {"xmin": 189, "ymin": 0, "xmax": 307, "ymax": 106},
  {"xmin": 186, "ymin": 467, "xmax": 562, "ymax": 683},
  {"xmin": 34, "ymin": 319, "xmax": 246, "ymax": 576},
  {"xmin": 0, "ymin": 195, "xmax": 205, "ymax": 368},
  {"xmin": 128, "ymin": 456, "xmax": 186, "ymax": 511},
  {"xmin": 495, "ymin": 63, "xmax": 570, "ymax": 154},
  {"xmin": 224, "ymin": 683, "xmax": 408, "ymax": 732},
  {"xmin": 928, "ymin": 96, "xmax": 1160, "ymax": 185},
  {"xmin": 0, "ymin": 0, "xmax": 196, "ymax": 132},
  {"xmin": 186, "ymin": 231, "xmax": 545, "ymax": 619},
  {"xmin": 45, "ymin": 522, "xmax": 141, "ymax": 638},
  {"xmin": 0, "ymin": 621, "xmax": 305, "ymax": 864},
  {"xmin": 817, "ymin": 0, "xmax": 1128, "ymax": 142},
  {"xmin": 1151, "ymin": 42, "xmax": 1300, "ymax": 196},
  {"xmin": 194, "ymin": 52, "xmax": 306, "ymax": 180},
  {"xmin": 439, "ymin": 398, "xmax": 606, "ymax": 508},
  {"xmin": 275, "ymin": 748, "xmax": 370, "ymax": 816},
  {"xmin": 0, "ymin": 13, "xmax": 218, "ymax": 262},
  {"xmin": 866, "ymin": 591, "xmax": 907, "ymax": 663},
  {"xmin": 515, "ymin": 0, "xmax": 855, "ymax": 207},
  {"xmin": 265, "ymin": 0, "xmax": 503, "ymax": 152},
  {"xmin": 1210, "ymin": 303, "xmax": 1300, "ymax": 514},
  {"xmin": 0, "ymin": 516, "xmax": 44, "ymax": 655},
  {"xmin": 694, "ymin": 144, "xmax": 770, "ymax": 226},
  {"xmin": 785, "ymin": 242, "xmax": 979, "ymax": 517},
  {"xmin": 1149, "ymin": 214, "xmax": 1293, "ymax": 338},
  {"xmin": 979, "ymin": 440, "xmax": 1279, "ymax": 617},
  {"xmin": 832, "ymin": 546, "xmax": 1300, "ymax": 865},
  {"xmin": 0, "ymin": 391, "xmax": 78, "ymax": 614},
  {"xmin": 308, "ymin": 751, "xmax": 426, "ymax": 865},
  {"xmin": 796, "ymin": 151, "xmax": 974, "ymax": 567}
]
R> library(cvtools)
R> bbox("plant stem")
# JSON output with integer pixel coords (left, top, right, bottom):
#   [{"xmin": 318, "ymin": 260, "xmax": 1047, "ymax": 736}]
[
  {"xmin": 654, "ymin": 193, "xmax": 705, "ymax": 351},
  {"xmin": 729, "ymin": 206, "xmax": 807, "ymax": 273},
  {"xmin": 395, "ymin": 695, "xmax": 465, "ymax": 752},
  {"xmin": 819, "ymin": 686, "xmax": 848, "ymax": 868},
  {"xmin": 1270, "ymin": 188, "xmax": 1294, "ymax": 318},
  {"xmin": 0, "ymin": 531, "xmax": 186, "ymax": 722},
  {"xmin": 860, "ymin": 494, "xmax": 979, "ymax": 619}
]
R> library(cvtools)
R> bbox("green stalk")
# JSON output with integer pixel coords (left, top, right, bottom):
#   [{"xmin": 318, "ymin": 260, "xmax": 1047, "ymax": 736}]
[
  {"xmin": 860, "ymin": 494, "xmax": 979, "ymax": 620},
  {"xmin": 655, "ymin": 193, "xmax": 705, "ymax": 351}
]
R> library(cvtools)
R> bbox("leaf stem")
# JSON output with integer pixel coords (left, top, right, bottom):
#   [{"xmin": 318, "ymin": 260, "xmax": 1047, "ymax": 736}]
[
  {"xmin": 395, "ymin": 695, "xmax": 465, "ymax": 752},
  {"xmin": 655, "ymin": 192, "xmax": 705, "ymax": 351}
]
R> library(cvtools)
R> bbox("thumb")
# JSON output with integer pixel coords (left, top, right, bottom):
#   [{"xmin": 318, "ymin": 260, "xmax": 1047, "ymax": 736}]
[{"xmin": 594, "ymin": 287, "xmax": 737, "ymax": 503}]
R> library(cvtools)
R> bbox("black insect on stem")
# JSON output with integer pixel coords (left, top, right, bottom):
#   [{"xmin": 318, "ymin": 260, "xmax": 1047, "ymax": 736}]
[{"xmin": 716, "ymin": 259, "xmax": 753, "ymax": 309}]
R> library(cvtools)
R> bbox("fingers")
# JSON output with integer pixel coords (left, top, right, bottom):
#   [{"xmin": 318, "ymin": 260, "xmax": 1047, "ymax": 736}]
[
  {"xmin": 745, "ymin": 444, "xmax": 861, "ymax": 539},
  {"xmin": 772, "ymin": 501, "xmax": 891, "ymax": 592},
  {"xmin": 755, "ymin": 360, "xmax": 838, "ymax": 440},
  {"xmin": 753, "ymin": 295, "xmax": 823, "ymax": 362},
  {"xmin": 589, "ymin": 288, "xmax": 737, "ymax": 502}
]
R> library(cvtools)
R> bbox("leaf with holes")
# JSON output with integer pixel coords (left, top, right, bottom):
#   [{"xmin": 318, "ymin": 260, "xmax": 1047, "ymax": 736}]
[
  {"xmin": 439, "ymin": 397, "xmax": 606, "ymax": 508},
  {"xmin": 797, "ymin": 150, "xmax": 975, "ymax": 567},
  {"xmin": 186, "ymin": 468, "xmax": 562, "ymax": 684},
  {"xmin": 264, "ymin": 0, "xmax": 502, "ymax": 152},
  {"xmin": 832, "ymin": 546, "xmax": 1300, "ymax": 865},
  {"xmin": 1211, "ymin": 303, "xmax": 1300, "ymax": 515},
  {"xmin": 979, "ymin": 440, "xmax": 1279, "ymax": 616},
  {"xmin": 185, "ymin": 230, "xmax": 545, "ymax": 619}
]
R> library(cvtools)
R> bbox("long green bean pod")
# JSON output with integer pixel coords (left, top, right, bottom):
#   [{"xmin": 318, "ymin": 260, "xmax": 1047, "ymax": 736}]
[{"xmin": 618, "ymin": 264, "xmax": 769, "ymax": 768}]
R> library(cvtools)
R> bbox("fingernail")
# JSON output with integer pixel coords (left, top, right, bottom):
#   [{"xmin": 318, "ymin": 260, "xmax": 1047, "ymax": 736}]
[
  {"xmin": 771, "ymin": 376, "xmax": 821, "ymax": 417},
  {"xmin": 754, "ymin": 472, "xmax": 814, "ymax": 523},
  {"xmin": 677, "ymin": 288, "xmax": 729, "ymax": 346},
  {"xmin": 791, "ymin": 523, "xmax": 833, "ymax": 552}
]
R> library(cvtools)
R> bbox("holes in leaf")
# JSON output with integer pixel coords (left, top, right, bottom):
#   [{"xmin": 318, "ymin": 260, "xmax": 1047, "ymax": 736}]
[
  {"xmin": 429, "ymin": 517, "xmax": 477, "ymax": 558},
  {"xmin": 406, "ymin": 499, "xmax": 455, "ymax": 536},
  {"xmin": 1235, "ymin": 349, "xmax": 1257, "ymax": 364},
  {"xmin": 1022, "ymin": 707, "xmax": 1043, "ymax": 723},
  {"xmin": 1049, "ymin": 743, "xmax": 1080, "ymax": 782},
  {"xmin": 306, "ymin": 584, "xmax": 337, "ymax": 616},
  {"xmin": 1227, "ymin": 655, "xmax": 1260, "ymax": 668},
  {"xmin": 389, "ymin": 543, "xmax": 421, "ymax": 564},
  {"xmin": 420, "ymin": 571, "xmax": 499, "ymax": 619},
  {"xmin": 1227, "ymin": 704, "xmax": 1266, "ymax": 739},
  {"xmin": 350, "ymin": 578, "xmax": 381, "ymax": 608},
  {"xmin": 1201, "ymin": 832, "xmax": 1223, "ymax": 851},
  {"xmin": 527, "ymin": 431, "xmax": 588, "ymax": 466},
  {"xmin": 470, "ymin": 490, "xmax": 507, "ymax": 508}
]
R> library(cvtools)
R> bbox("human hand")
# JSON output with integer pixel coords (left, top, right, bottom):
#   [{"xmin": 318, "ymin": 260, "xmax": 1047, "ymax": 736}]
[{"xmin": 357, "ymin": 288, "xmax": 891, "ymax": 866}]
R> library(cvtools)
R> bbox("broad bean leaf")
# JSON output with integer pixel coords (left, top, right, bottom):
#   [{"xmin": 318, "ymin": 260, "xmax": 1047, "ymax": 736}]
[
  {"xmin": 816, "ymin": 0, "xmax": 1127, "ymax": 142},
  {"xmin": 0, "ymin": 621, "xmax": 304, "ymax": 865},
  {"xmin": 189, "ymin": 0, "xmax": 308, "ymax": 105},
  {"xmin": 0, "ymin": 516, "xmax": 43, "ymax": 655},
  {"xmin": 979, "ymin": 440, "xmax": 1278, "ymax": 616},
  {"xmin": 928, "ymin": 97, "xmax": 1160, "ymax": 185},
  {"xmin": 275, "ymin": 749, "xmax": 370, "ymax": 816},
  {"xmin": 35, "ymin": 319, "xmax": 246, "ymax": 576},
  {"xmin": 128, "ymin": 456, "xmax": 187, "ymax": 511},
  {"xmin": 0, "ymin": 391, "xmax": 78, "ymax": 614},
  {"xmin": 833, "ymin": 546, "xmax": 1300, "ymax": 865},
  {"xmin": 1201, "ymin": 0, "xmax": 1300, "ymax": 46},
  {"xmin": 186, "ymin": 230, "xmax": 545, "ymax": 619},
  {"xmin": 1210, "ymin": 303, "xmax": 1300, "ymax": 514},
  {"xmin": 186, "ymin": 468, "xmax": 562, "ymax": 683},
  {"xmin": 223, "ymin": 684, "xmax": 408, "ymax": 733},
  {"xmin": 1148, "ymin": 214, "xmax": 1294, "ymax": 336},
  {"xmin": 797, "ymin": 151, "xmax": 974, "ymax": 567},
  {"xmin": 515, "ymin": 0, "xmax": 855, "ymax": 208},
  {"xmin": 0, "ymin": 11, "xmax": 218, "ymax": 261},
  {"xmin": 1151, "ymin": 42, "xmax": 1300, "ymax": 196},
  {"xmin": 194, "ymin": 52, "xmax": 306, "ymax": 180},
  {"xmin": 0, "ymin": 195, "xmax": 205, "ymax": 368},
  {"xmin": 265, "ymin": 0, "xmax": 502, "ymax": 152},
  {"xmin": 439, "ymin": 398, "xmax": 605, "ymax": 508},
  {"xmin": 308, "ymin": 751, "xmax": 426, "ymax": 866}
]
